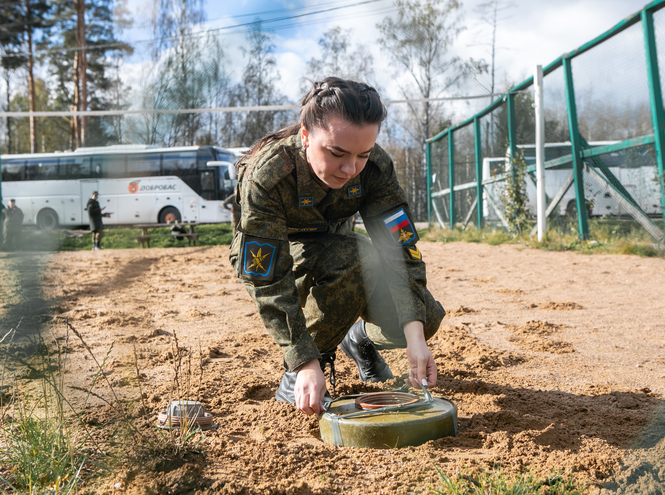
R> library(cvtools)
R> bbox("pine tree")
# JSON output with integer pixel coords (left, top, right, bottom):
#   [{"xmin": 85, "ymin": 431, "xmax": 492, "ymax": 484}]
[{"xmin": 38, "ymin": 0, "xmax": 132, "ymax": 149}]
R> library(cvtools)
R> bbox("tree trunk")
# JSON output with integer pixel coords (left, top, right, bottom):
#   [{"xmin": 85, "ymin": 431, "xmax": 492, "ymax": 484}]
[
  {"xmin": 72, "ymin": 51, "xmax": 80, "ymax": 150},
  {"xmin": 26, "ymin": 0, "xmax": 37, "ymax": 153},
  {"xmin": 4, "ymin": 69, "xmax": 11, "ymax": 154},
  {"xmin": 76, "ymin": 0, "xmax": 87, "ymax": 147}
]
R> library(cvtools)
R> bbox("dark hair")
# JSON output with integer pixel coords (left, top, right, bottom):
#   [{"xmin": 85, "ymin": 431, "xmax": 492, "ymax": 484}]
[{"xmin": 246, "ymin": 77, "xmax": 387, "ymax": 160}]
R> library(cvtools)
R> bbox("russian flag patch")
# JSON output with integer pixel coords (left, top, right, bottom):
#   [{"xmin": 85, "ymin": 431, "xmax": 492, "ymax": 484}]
[{"xmin": 382, "ymin": 208, "xmax": 418, "ymax": 246}]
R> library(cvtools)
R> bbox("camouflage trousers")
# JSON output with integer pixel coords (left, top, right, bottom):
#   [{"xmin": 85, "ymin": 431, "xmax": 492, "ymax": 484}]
[
  {"xmin": 291, "ymin": 232, "xmax": 445, "ymax": 354},
  {"xmin": 2, "ymin": 227, "xmax": 21, "ymax": 251},
  {"xmin": 92, "ymin": 230, "xmax": 104, "ymax": 244}
]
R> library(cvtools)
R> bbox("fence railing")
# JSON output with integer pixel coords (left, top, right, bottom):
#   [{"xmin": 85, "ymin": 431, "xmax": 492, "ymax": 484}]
[{"xmin": 426, "ymin": 0, "xmax": 665, "ymax": 242}]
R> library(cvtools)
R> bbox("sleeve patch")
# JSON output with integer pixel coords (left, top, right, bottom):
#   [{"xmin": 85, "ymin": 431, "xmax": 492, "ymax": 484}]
[
  {"xmin": 382, "ymin": 207, "xmax": 419, "ymax": 246},
  {"xmin": 240, "ymin": 235, "xmax": 279, "ymax": 281},
  {"xmin": 406, "ymin": 245, "xmax": 422, "ymax": 260}
]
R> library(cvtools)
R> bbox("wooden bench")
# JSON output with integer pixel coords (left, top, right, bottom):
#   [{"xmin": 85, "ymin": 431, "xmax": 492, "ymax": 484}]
[{"xmin": 134, "ymin": 223, "xmax": 199, "ymax": 248}]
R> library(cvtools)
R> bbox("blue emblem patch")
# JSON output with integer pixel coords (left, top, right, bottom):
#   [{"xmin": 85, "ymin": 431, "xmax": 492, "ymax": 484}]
[
  {"xmin": 241, "ymin": 235, "xmax": 278, "ymax": 281},
  {"xmin": 382, "ymin": 208, "xmax": 418, "ymax": 246},
  {"xmin": 347, "ymin": 185, "xmax": 362, "ymax": 197},
  {"xmin": 299, "ymin": 197, "xmax": 314, "ymax": 207}
]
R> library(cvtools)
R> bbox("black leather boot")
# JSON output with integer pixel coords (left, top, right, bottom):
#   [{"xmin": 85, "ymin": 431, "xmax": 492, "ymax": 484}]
[
  {"xmin": 275, "ymin": 353, "xmax": 335, "ymax": 407},
  {"xmin": 339, "ymin": 319, "xmax": 393, "ymax": 382}
]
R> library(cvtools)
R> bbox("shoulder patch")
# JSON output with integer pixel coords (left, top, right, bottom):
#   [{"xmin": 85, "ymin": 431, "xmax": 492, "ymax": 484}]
[
  {"xmin": 240, "ymin": 234, "xmax": 279, "ymax": 282},
  {"xmin": 382, "ymin": 207, "xmax": 419, "ymax": 246},
  {"xmin": 406, "ymin": 244, "xmax": 422, "ymax": 260}
]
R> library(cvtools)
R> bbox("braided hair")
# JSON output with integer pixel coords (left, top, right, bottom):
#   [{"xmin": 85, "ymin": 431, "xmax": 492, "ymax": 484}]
[{"xmin": 245, "ymin": 77, "xmax": 387, "ymax": 160}]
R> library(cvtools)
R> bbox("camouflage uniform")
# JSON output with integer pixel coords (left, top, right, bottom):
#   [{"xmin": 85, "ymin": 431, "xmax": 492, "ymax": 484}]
[
  {"xmin": 86, "ymin": 197, "xmax": 104, "ymax": 245},
  {"xmin": 3, "ymin": 205, "xmax": 24, "ymax": 251},
  {"xmin": 229, "ymin": 134, "xmax": 445, "ymax": 373}
]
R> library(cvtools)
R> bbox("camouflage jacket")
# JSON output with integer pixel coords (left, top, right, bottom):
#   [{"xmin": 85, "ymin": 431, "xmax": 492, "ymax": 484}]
[
  {"xmin": 230, "ymin": 133, "xmax": 428, "ymax": 372},
  {"xmin": 4, "ymin": 206, "xmax": 24, "ymax": 229},
  {"xmin": 86, "ymin": 198, "xmax": 104, "ymax": 232}
]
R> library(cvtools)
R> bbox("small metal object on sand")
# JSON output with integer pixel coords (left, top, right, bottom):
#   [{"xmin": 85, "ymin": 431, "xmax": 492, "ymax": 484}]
[{"xmin": 156, "ymin": 400, "xmax": 217, "ymax": 430}]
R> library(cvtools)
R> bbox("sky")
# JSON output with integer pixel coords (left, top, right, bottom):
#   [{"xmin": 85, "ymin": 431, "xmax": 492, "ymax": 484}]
[{"xmin": 119, "ymin": 0, "xmax": 649, "ymax": 123}]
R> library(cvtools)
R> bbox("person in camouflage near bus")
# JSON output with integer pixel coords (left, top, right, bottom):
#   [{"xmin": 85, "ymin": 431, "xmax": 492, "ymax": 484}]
[
  {"xmin": 230, "ymin": 77, "xmax": 445, "ymax": 415},
  {"xmin": 2, "ymin": 199, "xmax": 24, "ymax": 251},
  {"xmin": 86, "ymin": 191, "xmax": 105, "ymax": 251}
]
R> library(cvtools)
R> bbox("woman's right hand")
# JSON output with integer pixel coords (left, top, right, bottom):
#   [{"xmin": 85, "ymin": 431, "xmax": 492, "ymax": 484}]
[{"xmin": 294, "ymin": 359, "xmax": 327, "ymax": 415}]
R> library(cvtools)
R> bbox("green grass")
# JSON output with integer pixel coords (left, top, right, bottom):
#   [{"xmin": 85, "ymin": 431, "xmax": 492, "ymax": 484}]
[
  {"xmin": 0, "ymin": 398, "xmax": 88, "ymax": 494},
  {"xmin": 423, "ymin": 218, "xmax": 665, "ymax": 258},
  {"xmin": 431, "ymin": 467, "xmax": 587, "ymax": 495},
  {"xmin": 6, "ymin": 223, "xmax": 235, "ymax": 252}
]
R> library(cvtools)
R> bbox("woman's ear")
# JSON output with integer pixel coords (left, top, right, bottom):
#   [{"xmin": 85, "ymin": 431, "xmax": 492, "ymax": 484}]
[{"xmin": 301, "ymin": 125, "xmax": 310, "ymax": 149}]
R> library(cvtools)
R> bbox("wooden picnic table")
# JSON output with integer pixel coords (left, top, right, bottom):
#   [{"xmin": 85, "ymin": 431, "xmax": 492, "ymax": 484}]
[{"xmin": 134, "ymin": 222, "xmax": 199, "ymax": 248}]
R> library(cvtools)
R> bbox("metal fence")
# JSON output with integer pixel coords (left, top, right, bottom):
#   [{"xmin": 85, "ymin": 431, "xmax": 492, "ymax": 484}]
[{"xmin": 426, "ymin": 0, "xmax": 665, "ymax": 242}]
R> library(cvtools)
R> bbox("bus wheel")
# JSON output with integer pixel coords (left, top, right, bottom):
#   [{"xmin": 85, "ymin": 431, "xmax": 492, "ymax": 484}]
[
  {"xmin": 37, "ymin": 208, "xmax": 59, "ymax": 230},
  {"xmin": 159, "ymin": 207, "xmax": 181, "ymax": 224}
]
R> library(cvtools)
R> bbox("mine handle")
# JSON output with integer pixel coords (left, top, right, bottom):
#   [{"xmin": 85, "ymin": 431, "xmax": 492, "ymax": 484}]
[{"xmin": 322, "ymin": 383, "xmax": 433, "ymax": 415}]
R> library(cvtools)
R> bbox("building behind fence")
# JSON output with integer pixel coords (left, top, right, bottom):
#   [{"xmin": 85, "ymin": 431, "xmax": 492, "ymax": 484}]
[{"xmin": 426, "ymin": 0, "xmax": 665, "ymax": 242}]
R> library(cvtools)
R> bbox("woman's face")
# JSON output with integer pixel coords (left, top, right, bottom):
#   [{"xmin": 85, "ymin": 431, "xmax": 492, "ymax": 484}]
[{"xmin": 301, "ymin": 116, "xmax": 380, "ymax": 189}]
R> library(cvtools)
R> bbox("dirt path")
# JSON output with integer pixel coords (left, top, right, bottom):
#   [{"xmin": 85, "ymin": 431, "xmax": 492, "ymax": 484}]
[{"xmin": 1, "ymin": 242, "xmax": 664, "ymax": 494}]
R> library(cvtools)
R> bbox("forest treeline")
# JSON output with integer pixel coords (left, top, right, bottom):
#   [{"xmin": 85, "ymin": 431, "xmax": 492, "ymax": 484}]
[{"xmin": 1, "ymin": 0, "xmax": 486, "ymax": 219}]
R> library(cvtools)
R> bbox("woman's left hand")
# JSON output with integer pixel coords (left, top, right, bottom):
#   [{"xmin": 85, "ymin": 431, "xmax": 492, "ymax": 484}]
[{"xmin": 403, "ymin": 321, "xmax": 437, "ymax": 388}]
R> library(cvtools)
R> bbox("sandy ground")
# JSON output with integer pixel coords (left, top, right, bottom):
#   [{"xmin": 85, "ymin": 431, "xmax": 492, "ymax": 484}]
[{"xmin": 1, "ymin": 241, "xmax": 664, "ymax": 494}]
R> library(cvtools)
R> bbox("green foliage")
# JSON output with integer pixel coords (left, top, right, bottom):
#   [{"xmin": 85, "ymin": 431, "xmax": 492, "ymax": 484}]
[
  {"xmin": 8, "ymin": 223, "xmax": 234, "ymax": 252},
  {"xmin": 423, "ymin": 219, "xmax": 665, "ymax": 258},
  {"xmin": 501, "ymin": 152, "xmax": 531, "ymax": 234},
  {"xmin": 431, "ymin": 467, "xmax": 587, "ymax": 495},
  {"xmin": 0, "ymin": 399, "xmax": 87, "ymax": 494}
]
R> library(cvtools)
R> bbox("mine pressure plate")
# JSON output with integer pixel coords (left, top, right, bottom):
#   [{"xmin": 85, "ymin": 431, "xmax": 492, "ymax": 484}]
[
  {"xmin": 156, "ymin": 400, "xmax": 217, "ymax": 430},
  {"xmin": 319, "ymin": 385, "xmax": 457, "ymax": 449}
]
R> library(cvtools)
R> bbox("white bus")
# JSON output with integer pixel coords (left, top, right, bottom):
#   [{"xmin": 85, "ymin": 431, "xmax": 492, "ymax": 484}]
[
  {"xmin": 482, "ymin": 142, "xmax": 662, "ymax": 219},
  {"xmin": 0, "ymin": 144, "xmax": 240, "ymax": 229}
]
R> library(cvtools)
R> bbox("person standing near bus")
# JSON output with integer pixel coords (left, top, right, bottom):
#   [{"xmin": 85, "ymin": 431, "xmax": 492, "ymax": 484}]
[
  {"xmin": 222, "ymin": 193, "xmax": 241, "ymax": 232},
  {"xmin": 229, "ymin": 77, "xmax": 445, "ymax": 415},
  {"xmin": 3, "ymin": 199, "xmax": 24, "ymax": 251},
  {"xmin": 87, "ymin": 191, "xmax": 105, "ymax": 251}
]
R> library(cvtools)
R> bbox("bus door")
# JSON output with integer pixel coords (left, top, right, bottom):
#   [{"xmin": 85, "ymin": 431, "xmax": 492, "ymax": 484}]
[{"xmin": 198, "ymin": 169, "xmax": 218, "ymax": 222}]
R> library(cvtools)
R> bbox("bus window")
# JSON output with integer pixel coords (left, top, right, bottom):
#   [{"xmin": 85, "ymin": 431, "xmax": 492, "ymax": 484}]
[
  {"xmin": 26, "ymin": 158, "xmax": 59, "ymax": 180},
  {"xmin": 96, "ymin": 155, "xmax": 127, "ymax": 178},
  {"xmin": 58, "ymin": 156, "xmax": 91, "ymax": 179},
  {"xmin": 200, "ymin": 170, "xmax": 216, "ymax": 200},
  {"xmin": 162, "ymin": 152, "xmax": 197, "ymax": 177},
  {"xmin": 197, "ymin": 149, "xmax": 215, "ymax": 170},
  {"xmin": 1, "ymin": 160, "xmax": 25, "ymax": 181},
  {"xmin": 127, "ymin": 154, "xmax": 161, "ymax": 177}
]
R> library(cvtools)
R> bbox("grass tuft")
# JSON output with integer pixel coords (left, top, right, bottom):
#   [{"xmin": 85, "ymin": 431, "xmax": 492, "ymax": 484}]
[
  {"xmin": 0, "ymin": 397, "xmax": 87, "ymax": 494},
  {"xmin": 431, "ymin": 466, "xmax": 587, "ymax": 495}
]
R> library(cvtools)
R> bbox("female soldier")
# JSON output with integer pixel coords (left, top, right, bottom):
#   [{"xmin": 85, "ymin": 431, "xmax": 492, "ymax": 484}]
[{"xmin": 230, "ymin": 77, "xmax": 445, "ymax": 416}]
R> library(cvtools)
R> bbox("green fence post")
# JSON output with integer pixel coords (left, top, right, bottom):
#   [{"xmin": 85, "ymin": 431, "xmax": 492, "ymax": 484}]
[
  {"xmin": 562, "ymin": 57, "xmax": 590, "ymax": 239},
  {"xmin": 426, "ymin": 141, "xmax": 432, "ymax": 226},
  {"xmin": 643, "ymin": 7, "xmax": 665, "ymax": 232},
  {"xmin": 506, "ymin": 93, "xmax": 517, "ymax": 165},
  {"xmin": 474, "ymin": 117, "xmax": 483, "ymax": 228},
  {"xmin": 448, "ymin": 131, "xmax": 455, "ymax": 229}
]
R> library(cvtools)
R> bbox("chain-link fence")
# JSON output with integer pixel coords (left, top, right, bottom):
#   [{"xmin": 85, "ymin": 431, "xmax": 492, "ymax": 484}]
[{"xmin": 426, "ymin": 0, "xmax": 665, "ymax": 242}]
